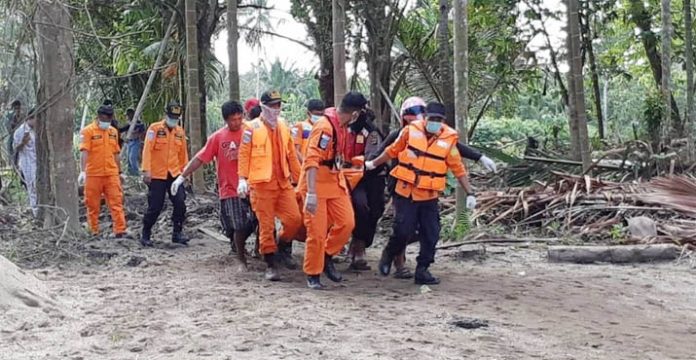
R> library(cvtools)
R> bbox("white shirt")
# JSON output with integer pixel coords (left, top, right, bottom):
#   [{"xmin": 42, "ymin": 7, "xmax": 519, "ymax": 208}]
[{"xmin": 13, "ymin": 122, "xmax": 36, "ymax": 168}]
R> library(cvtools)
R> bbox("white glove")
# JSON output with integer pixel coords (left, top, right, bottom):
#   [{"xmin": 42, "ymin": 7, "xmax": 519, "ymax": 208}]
[
  {"xmin": 304, "ymin": 193, "xmax": 318, "ymax": 215},
  {"xmin": 78, "ymin": 171, "xmax": 86, "ymax": 185},
  {"xmin": 120, "ymin": 173, "xmax": 127, "ymax": 183},
  {"xmin": 170, "ymin": 175, "xmax": 185, "ymax": 195},
  {"xmin": 365, "ymin": 161, "xmax": 376, "ymax": 171},
  {"xmin": 237, "ymin": 178, "xmax": 249, "ymax": 198},
  {"xmin": 479, "ymin": 155, "xmax": 497, "ymax": 173},
  {"xmin": 466, "ymin": 195, "xmax": 477, "ymax": 210}
]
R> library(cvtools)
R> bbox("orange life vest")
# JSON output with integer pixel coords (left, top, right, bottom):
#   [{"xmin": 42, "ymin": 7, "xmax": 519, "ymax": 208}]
[
  {"xmin": 244, "ymin": 117, "xmax": 293, "ymax": 184},
  {"xmin": 390, "ymin": 120, "xmax": 457, "ymax": 192}
]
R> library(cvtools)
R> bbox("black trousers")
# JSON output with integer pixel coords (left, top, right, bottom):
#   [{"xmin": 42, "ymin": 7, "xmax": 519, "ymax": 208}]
[
  {"xmin": 351, "ymin": 174, "xmax": 386, "ymax": 248},
  {"xmin": 142, "ymin": 174, "xmax": 186, "ymax": 234},
  {"xmin": 384, "ymin": 194, "xmax": 440, "ymax": 268}
]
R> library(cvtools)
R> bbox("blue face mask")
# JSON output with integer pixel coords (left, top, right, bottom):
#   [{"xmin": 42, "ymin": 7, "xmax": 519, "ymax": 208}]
[
  {"xmin": 166, "ymin": 116, "xmax": 179, "ymax": 128},
  {"xmin": 425, "ymin": 120, "xmax": 442, "ymax": 134},
  {"xmin": 310, "ymin": 114, "xmax": 322, "ymax": 123},
  {"xmin": 98, "ymin": 121, "xmax": 111, "ymax": 130}
]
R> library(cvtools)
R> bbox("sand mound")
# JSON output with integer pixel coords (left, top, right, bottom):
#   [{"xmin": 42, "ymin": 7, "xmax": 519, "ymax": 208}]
[{"xmin": 0, "ymin": 255, "xmax": 63, "ymax": 331}]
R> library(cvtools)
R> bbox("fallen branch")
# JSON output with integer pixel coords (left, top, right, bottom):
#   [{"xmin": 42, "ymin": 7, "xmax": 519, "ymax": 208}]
[{"xmin": 437, "ymin": 237, "xmax": 558, "ymax": 250}]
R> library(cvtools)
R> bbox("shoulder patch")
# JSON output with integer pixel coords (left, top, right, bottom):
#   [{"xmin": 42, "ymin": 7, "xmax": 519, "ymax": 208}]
[
  {"xmin": 318, "ymin": 132, "xmax": 331, "ymax": 150},
  {"xmin": 242, "ymin": 129, "xmax": 252, "ymax": 144},
  {"xmin": 437, "ymin": 140, "xmax": 449, "ymax": 149},
  {"xmin": 291, "ymin": 127, "xmax": 298, "ymax": 137},
  {"xmin": 147, "ymin": 130, "xmax": 155, "ymax": 141}
]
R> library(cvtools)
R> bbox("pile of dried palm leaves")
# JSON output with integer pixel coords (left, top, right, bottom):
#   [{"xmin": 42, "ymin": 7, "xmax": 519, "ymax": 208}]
[{"xmin": 471, "ymin": 172, "xmax": 696, "ymax": 246}]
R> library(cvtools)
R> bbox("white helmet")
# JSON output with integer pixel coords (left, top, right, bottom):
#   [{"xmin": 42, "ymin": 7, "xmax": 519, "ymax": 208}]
[{"xmin": 400, "ymin": 96, "xmax": 426, "ymax": 116}]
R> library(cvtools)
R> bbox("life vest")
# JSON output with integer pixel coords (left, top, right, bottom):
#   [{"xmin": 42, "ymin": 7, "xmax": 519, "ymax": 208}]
[
  {"xmin": 245, "ymin": 117, "xmax": 293, "ymax": 184},
  {"xmin": 390, "ymin": 120, "xmax": 458, "ymax": 192}
]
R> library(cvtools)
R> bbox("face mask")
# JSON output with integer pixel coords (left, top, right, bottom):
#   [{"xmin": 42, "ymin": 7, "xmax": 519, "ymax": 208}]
[
  {"xmin": 425, "ymin": 120, "xmax": 442, "ymax": 134},
  {"xmin": 262, "ymin": 105, "xmax": 281, "ymax": 128},
  {"xmin": 166, "ymin": 116, "xmax": 179, "ymax": 128},
  {"xmin": 310, "ymin": 114, "xmax": 322, "ymax": 123},
  {"xmin": 98, "ymin": 121, "xmax": 111, "ymax": 130}
]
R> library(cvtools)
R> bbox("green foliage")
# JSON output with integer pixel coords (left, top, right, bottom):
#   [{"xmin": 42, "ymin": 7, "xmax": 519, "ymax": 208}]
[
  {"xmin": 641, "ymin": 90, "xmax": 663, "ymax": 147},
  {"xmin": 452, "ymin": 208, "xmax": 471, "ymax": 240}
]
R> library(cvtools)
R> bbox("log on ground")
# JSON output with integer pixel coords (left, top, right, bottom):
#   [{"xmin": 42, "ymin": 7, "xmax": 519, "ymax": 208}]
[{"xmin": 547, "ymin": 244, "xmax": 683, "ymax": 264}]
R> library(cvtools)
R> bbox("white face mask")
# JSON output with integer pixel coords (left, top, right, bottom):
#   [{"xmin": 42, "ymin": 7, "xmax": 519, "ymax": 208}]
[
  {"xmin": 310, "ymin": 114, "xmax": 322, "ymax": 124},
  {"xmin": 166, "ymin": 116, "xmax": 179, "ymax": 128},
  {"xmin": 261, "ymin": 104, "xmax": 281, "ymax": 128},
  {"xmin": 98, "ymin": 121, "xmax": 111, "ymax": 130}
]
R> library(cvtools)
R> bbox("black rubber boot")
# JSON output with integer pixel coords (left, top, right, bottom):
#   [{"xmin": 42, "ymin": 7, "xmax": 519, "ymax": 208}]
[
  {"xmin": 378, "ymin": 250, "xmax": 393, "ymax": 276},
  {"xmin": 140, "ymin": 229, "xmax": 153, "ymax": 247},
  {"xmin": 323, "ymin": 255, "xmax": 343, "ymax": 282},
  {"xmin": 172, "ymin": 232, "xmax": 190, "ymax": 245},
  {"xmin": 264, "ymin": 254, "xmax": 280, "ymax": 281},
  {"xmin": 306, "ymin": 275, "xmax": 325, "ymax": 290},
  {"xmin": 276, "ymin": 241, "xmax": 298, "ymax": 270},
  {"xmin": 414, "ymin": 266, "xmax": 440, "ymax": 285}
]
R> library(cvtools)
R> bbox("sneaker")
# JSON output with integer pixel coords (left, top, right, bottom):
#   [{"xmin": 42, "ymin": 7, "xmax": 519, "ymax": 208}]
[
  {"xmin": 306, "ymin": 275, "xmax": 325, "ymax": 290},
  {"xmin": 172, "ymin": 232, "xmax": 190, "ymax": 245},
  {"xmin": 140, "ymin": 231, "xmax": 153, "ymax": 247},
  {"xmin": 265, "ymin": 267, "xmax": 280, "ymax": 281},
  {"xmin": 414, "ymin": 266, "xmax": 440, "ymax": 285},
  {"xmin": 323, "ymin": 255, "xmax": 343, "ymax": 282}
]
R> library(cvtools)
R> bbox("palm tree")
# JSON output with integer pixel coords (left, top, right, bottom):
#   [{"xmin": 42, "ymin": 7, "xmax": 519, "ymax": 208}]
[
  {"xmin": 184, "ymin": 0, "xmax": 205, "ymax": 191},
  {"xmin": 566, "ymin": 0, "xmax": 591, "ymax": 171},
  {"xmin": 661, "ymin": 0, "xmax": 671, "ymax": 147}
]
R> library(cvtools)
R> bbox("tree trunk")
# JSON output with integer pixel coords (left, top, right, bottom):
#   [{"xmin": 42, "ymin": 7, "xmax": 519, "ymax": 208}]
[
  {"xmin": 686, "ymin": 0, "xmax": 695, "ymax": 162},
  {"xmin": 35, "ymin": 0, "xmax": 80, "ymax": 231},
  {"xmin": 661, "ymin": 0, "xmax": 672, "ymax": 147},
  {"xmin": 567, "ymin": 0, "xmax": 591, "ymax": 171},
  {"xmin": 627, "ymin": 0, "xmax": 682, "ymax": 134},
  {"xmin": 580, "ymin": 3, "xmax": 604, "ymax": 139},
  {"xmin": 332, "ymin": 0, "xmax": 347, "ymax": 106},
  {"xmin": 453, "ymin": 0, "xmax": 468, "ymax": 216},
  {"xmin": 438, "ymin": 0, "xmax": 455, "ymax": 126},
  {"xmin": 185, "ymin": 0, "xmax": 205, "ymax": 191},
  {"xmin": 126, "ymin": 3, "xmax": 178, "ymax": 143},
  {"xmin": 363, "ymin": 0, "xmax": 396, "ymax": 133},
  {"xmin": 227, "ymin": 0, "xmax": 240, "ymax": 101}
]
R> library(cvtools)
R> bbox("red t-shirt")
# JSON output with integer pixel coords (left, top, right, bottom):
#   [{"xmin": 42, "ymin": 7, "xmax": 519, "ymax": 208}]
[{"xmin": 195, "ymin": 127, "xmax": 242, "ymax": 199}]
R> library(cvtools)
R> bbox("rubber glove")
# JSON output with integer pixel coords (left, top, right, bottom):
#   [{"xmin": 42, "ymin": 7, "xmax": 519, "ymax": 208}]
[
  {"xmin": 479, "ymin": 155, "xmax": 497, "ymax": 173},
  {"xmin": 170, "ymin": 175, "xmax": 185, "ymax": 195},
  {"xmin": 237, "ymin": 178, "xmax": 249, "ymax": 198}
]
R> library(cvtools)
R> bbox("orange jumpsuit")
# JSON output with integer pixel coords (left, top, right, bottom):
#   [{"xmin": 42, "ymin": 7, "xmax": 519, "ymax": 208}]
[
  {"xmin": 238, "ymin": 117, "xmax": 303, "ymax": 255},
  {"xmin": 298, "ymin": 110, "xmax": 355, "ymax": 276},
  {"xmin": 79, "ymin": 122, "xmax": 127, "ymax": 235}
]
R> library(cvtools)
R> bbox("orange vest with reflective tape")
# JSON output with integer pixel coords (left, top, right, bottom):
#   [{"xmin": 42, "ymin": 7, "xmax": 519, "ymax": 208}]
[
  {"xmin": 390, "ymin": 121, "xmax": 457, "ymax": 192},
  {"xmin": 244, "ymin": 118, "xmax": 293, "ymax": 184},
  {"xmin": 293, "ymin": 120, "xmax": 313, "ymax": 158}
]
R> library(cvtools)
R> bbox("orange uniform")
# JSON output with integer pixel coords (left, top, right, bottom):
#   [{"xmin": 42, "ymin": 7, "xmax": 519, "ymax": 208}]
[
  {"xmin": 292, "ymin": 119, "xmax": 314, "ymax": 160},
  {"xmin": 299, "ymin": 109, "xmax": 355, "ymax": 276},
  {"xmin": 79, "ymin": 122, "xmax": 126, "ymax": 234},
  {"xmin": 386, "ymin": 120, "xmax": 467, "ymax": 201},
  {"xmin": 238, "ymin": 117, "xmax": 302, "ymax": 255},
  {"xmin": 141, "ymin": 120, "xmax": 189, "ymax": 180}
]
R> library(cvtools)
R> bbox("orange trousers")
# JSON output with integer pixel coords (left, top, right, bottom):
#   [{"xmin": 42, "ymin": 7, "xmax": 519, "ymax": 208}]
[
  {"xmin": 303, "ymin": 194, "xmax": 355, "ymax": 275},
  {"xmin": 250, "ymin": 187, "xmax": 302, "ymax": 255},
  {"xmin": 84, "ymin": 175, "xmax": 127, "ymax": 235},
  {"xmin": 294, "ymin": 191, "xmax": 307, "ymax": 242}
]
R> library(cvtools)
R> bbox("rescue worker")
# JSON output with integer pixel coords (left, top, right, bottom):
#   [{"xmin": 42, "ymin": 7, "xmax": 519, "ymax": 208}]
[
  {"xmin": 299, "ymin": 92, "xmax": 363, "ymax": 289},
  {"xmin": 78, "ymin": 104, "xmax": 128, "ymax": 237},
  {"xmin": 172, "ymin": 101, "xmax": 255, "ymax": 270},
  {"xmin": 140, "ymin": 101, "xmax": 189, "ymax": 247},
  {"xmin": 366, "ymin": 101, "xmax": 477, "ymax": 285},
  {"xmin": 379, "ymin": 96, "xmax": 497, "ymax": 278},
  {"xmin": 237, "ymin": 90, "xmax": 303, "ymax": 281},
  {"xmin": 12, "ymin": 107, "xmax": 37, "ymax": 216},
  {"xmin": 292, "ymin": 99, "xmax": 325, "ymax": 162},
  {"xmin": 344, "ymin": 106, "xmax": 386, "ymax": 271},
  {"xmin": 122, "ymin": 108, "xmax": 146, "ymax": 176},
  {"xmin": 244, "ymin": 98, "xmax": 261, "ymax": 121}
]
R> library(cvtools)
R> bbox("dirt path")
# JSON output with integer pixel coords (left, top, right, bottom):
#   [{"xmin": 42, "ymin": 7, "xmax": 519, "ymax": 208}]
[{"xmin": 2, "ymin": 234, "xmax": 695, "ymax": 360}]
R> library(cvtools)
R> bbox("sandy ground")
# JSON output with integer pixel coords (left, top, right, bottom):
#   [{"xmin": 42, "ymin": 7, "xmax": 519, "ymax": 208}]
[{"xmin": 2, "ymin": 231, "xmax": 696, "ymax": 360}]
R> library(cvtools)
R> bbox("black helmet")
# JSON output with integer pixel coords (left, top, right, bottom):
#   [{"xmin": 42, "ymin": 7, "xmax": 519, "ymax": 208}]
[{"xmin": 166, "ymin": 101, "xmax": 183, "ymax": 117}]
